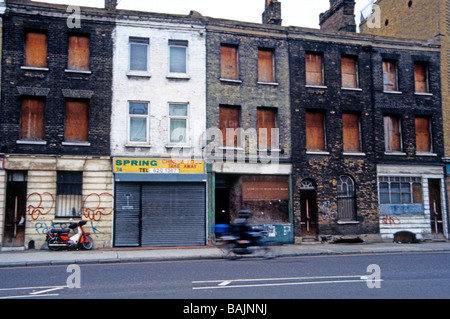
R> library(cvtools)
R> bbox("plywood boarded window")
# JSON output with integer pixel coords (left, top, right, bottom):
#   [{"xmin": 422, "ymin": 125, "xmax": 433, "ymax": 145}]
[
  {"xmin": 383, "ymin": 60, "xmax": 398, "ymax": 91},
  {"xmin": 25, "ymin": 31, "xmax": 47, "ymax": 68},
  {"xmin": 384, "ymin": 115, "xmax": 402, "ymax": 152},
  {"xmin": 65, "ymin": 100, "xmax": 89, "ymax": 142},
  {"xmin": 415, "ymin": 116, "xmax": 432, "ymax": 152},
  {"xmin": 257, "ymin": 107, "xmax": 276, "ymax": 148},
  {"xmin": 258, "ymin": 48, "xmax": 275, "ymax": 83},
  {"xmin": 343, "ymin": 113, "xmax": 361, "ymax": 152},
  {"xmin": 20, "ymin": 97, "xmax": 46, "ymax": 140},
  {"xmin": 219, "ymin": 105, "xmax": 240, "ymax": 147},
  {"xmin": 341, "ymin": 55, "xmax": 358, "ymax": 88},
  {"xmin": 68, "ymin": 34, "xmax": 90, "ymax": 71},
  {"xmin": 306, "ymin": 110, "xmax": 325, "ymax": 151},
  {"xmin": 414, "ymin": 62, "xmax": 429, "ymax": 93},
  {"xmin": 221, "ymin": 45, "xmax": 238, "ymax": 80},
  {"xmin": 305, "ymin": 52, "xmax": 323, "ymax": 86}
]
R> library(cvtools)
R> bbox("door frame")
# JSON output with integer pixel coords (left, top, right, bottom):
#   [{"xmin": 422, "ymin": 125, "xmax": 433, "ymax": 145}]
[{"xmin": 300, "ymin": 179, "xmax": 318, "ymax": 239}]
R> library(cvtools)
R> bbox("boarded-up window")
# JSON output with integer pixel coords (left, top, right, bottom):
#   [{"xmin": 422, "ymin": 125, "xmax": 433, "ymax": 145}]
[
  {"xmin": 25, "ymin": 31, "xmax": 47, "ymax": 68},
  {"xmin": 258, "ymin": 48, "xmax": 274, "ymax": 83},
  {"xmin": 343, "ymin": 113, "xmax": 361, "ymax": 152},
  {"xmin": 65, "ymin": 100, "xmax": 89, "ymax": 142},
  {"xmin": 241, "ymin": 175, "xmax": 289, "ymax": 224},
  {"xmin": 306, "ymin": 52, "xmax": 323, "ymax": 86},
  {"xmin": 383, "ymin": 60, "xmax": 397, "ymax": 91},
  {"xmin": 257, "ymin": 107, "xmax": 276, "ymax": 148},
  {"xmin": 221, "ymin": 45, "xmax": 238, "ymax": 80},
  {"xmin": 20, "ymin": 97, "xmax": 46, "ymax": 140},
  {"xmin": 384, "ymin": 115, "xmax": 402, "ymax": 152},
  {"xmin": 341, "ymin": 55, "xmax": 358, "ymax": 88},
  {"xmin": 414, "ymin": 62, "xmax": 429, "ymax": 93},
  {"xmin": 68, "ymin": 34, "xmax": 90, "ymax": 71},
  {"xmin": 306, "ymin": 110, "xmax": 325, "ymax": 151},
  {"xmin": 219, "ymin": 105, "xmax": 240, "ymax": 147},
  {"xmin": 415, "ymin": 116, "xmax": 432, "ymax": 152}
]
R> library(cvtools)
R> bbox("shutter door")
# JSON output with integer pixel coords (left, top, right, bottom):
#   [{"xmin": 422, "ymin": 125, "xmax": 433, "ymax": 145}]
[
  {"xmin": 141, "ymin": 183, "xmax": 206, "ymax": 247},
  {"xmin": 114, "ymin": 183, "xmax": 141, "ymax": 247}
]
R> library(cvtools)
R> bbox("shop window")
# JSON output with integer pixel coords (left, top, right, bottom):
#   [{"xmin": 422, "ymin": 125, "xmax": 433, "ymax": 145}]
[
  {"xmin": 337, "ymin": 176, "xmax": 356, "ymax": 221},
  {"xmin": 65, "ymin": 100, "xmax": 89, "ymax": 142},
  {"xmin": 169, "ymin": 40, "xmax": 188, "ymax": 74},
  {"xmin": 341, "ymin": 55, "xmax": 358, "ymax": 88},
  {"xmin": 414, "ymin": 62, "xmax": 429, "ymax": 93},
  {"xmin": 378, "ymin": 176, "xmax": 423, "ymax": 204},
  {"xmin": 219, "ymin": 105, "xmax": 241, "ymax": 148},
  {"xmin": 258, "ymin": 48, "xmax": 275, "ymax": 83},
  {"xmin": 342, "ymin": 112, "xmax": 361, "ymax": 152},
  {"xmin": 129, "ymin": 102, "xmax": 149, "ymax": 143},
  {"xmin": 221, "ymin": 44, "xmax": 238, "ymax": 80},
  {"xmin": 129, "ymin": 37, "xmax": 149, "ymax": 72},
  {"xmin": 68, "ymin": 34, "xmax": 90, "ymax": 71},
  {"xmin": 306, "ymin": 110, "xmax": 325, "ymax": 151},
  {"xmin": 382, "ymin": 60, "xmax": 398, "ymax": 91},
  {"xmin": 56, "ymin": 171, "xmax": 83, "ymax": 218},
  {"xmin": 305, "ymin": 52, "xmax": 324, "ymax": 86},
  {"xmin": 257, "ymin": 107, "xmax": 277, "ymax": 149},
  {"xmin": 415, "ymin": 116, "xmax": 432, "ymax": 153},
  {"xmin": 20, "ymin": 97, "xmax": 46, "ymax": 141},
  {"xmin": 169, "ymin": 103, "xmax": 188, "ymax": 144},
  {"xmin": 24, "ymin": 30, "xmax": 48, "ymax": 68},
  {"xmin": 384, "ymin": 115, "xmax": 402, "ymax": 152}
]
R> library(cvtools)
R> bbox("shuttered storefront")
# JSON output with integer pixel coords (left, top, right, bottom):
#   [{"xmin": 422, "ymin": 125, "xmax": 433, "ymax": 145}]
[{"xmin": 114, "ymin": 182, "xmax": 206, "ymax": 247}]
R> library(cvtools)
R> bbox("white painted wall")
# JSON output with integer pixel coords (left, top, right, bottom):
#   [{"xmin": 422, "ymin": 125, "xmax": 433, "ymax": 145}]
[{"xmin": 111, "ymin": 18, "xmax": 206, "ymax": 160}]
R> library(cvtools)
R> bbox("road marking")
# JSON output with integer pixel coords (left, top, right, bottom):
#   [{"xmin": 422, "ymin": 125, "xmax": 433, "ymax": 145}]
[
  {"xmin": 193, "ymin": 275, "xmax": 383, "ymax": 290},
  {"xmin": 0, "ymin": 285, "xmax": 66, "ymax": 299},
  {"xmin": 29, "ymin": 287, "xmax": 65, "ymax": 295}
]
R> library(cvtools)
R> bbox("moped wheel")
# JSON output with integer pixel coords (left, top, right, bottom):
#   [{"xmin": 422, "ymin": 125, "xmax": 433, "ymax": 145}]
[
  {"xmin": 81, "ymin": 235, "xmax": 94, "ymax": 250},
  {"xmin": 47, "ymin": 238, "xmax": 61, "ymax": 251}
]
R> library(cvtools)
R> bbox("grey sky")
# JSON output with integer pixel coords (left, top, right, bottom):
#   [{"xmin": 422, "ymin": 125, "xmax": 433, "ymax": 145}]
[{"xmin": 32, "ymin": 0, "xmax": 374, "ymax": 29}]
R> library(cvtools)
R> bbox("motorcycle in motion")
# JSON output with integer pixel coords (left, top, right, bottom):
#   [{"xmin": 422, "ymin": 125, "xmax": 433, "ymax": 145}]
[
  {"xmin": 46, "ymin": 220, "xmax": 93, "ymax": 251},
  {"xmin": 214, "ymin": 210, "xmax": 277, "ymax": 260}
]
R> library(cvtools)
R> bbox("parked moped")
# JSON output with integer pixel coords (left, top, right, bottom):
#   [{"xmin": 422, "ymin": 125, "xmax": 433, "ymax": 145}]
[{"xmin": 46, "ymin": 220, "xmax": 93, "ymax": 251}]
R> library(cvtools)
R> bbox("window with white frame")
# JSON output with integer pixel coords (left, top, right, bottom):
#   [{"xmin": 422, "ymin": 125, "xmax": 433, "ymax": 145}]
[
  {"xmin": 129, "ymin": 37, "xmax": 149, "ymax": 72},
  {"xmin": 169, "ymin": 40, "xmax": 188, "ymax": 74},
  {"xmin": 129, "ymin": 102, "xmax": 149, "ymax": 143},
  {"xmin": 378, "ymin": 176, "xmax": 423, "ymax": 205},
  {"xmin": 169, "ymin": 103, "xmax": 188, "ymax": 144}
]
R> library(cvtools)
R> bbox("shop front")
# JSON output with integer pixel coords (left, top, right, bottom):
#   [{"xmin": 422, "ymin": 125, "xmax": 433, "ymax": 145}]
[{"xmin": 113, "ymin": 158, "xmax": 207, "ymax": 247}]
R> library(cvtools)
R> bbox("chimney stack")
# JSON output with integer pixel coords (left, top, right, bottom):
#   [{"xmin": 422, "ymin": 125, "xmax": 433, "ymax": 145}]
[
  {"xmin": 105, "ymin": 0, "xmax": 117, "ymax": 11},
  {"xmin": 262, "ymin": 0, "xmax": 282, "ymax": 26},
  {"xmin": 319, "ymin": 0, "xmax": 356, "ymax": 32}
]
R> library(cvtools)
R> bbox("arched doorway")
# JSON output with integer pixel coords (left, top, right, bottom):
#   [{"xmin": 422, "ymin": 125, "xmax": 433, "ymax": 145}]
[{"xmin": 300, "ymin": 179, "xmax": 318, "ymax": 239}]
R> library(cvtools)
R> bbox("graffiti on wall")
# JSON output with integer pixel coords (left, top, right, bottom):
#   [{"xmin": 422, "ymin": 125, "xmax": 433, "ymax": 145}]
[
  {"xmin": 26, "ymin": 192, "xmax": 55, "ymax": 221},
  {"xmin": 34, "ymin": 221, "xmax": 103, "ymax": 237},
  {"xmin": 381, "ymin": 216, "xmax": 401, "ymax": 225}
]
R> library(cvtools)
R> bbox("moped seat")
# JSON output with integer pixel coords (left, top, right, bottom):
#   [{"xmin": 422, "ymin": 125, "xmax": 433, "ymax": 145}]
[{"xmin": 50, "ymin": 228, "xmax": 70, "ymax": 234}]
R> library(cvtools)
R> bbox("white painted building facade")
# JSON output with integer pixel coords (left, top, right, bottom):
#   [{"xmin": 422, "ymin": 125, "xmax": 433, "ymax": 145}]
[{"xmin": 111, "ymin": 13, "xmax": 208, "ymax": 247}]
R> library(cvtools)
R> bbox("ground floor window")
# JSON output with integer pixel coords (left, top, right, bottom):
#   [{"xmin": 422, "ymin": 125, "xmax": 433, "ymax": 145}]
[
  {"xmin": 337, "ymin": 175, "xmax": 356, "ymax": 221},
  {"xmin": 56, "ymin": 171, "xmax": 83, "ymax": 218},
  {"xmin": 378, "ymin": 176, "xmax": 423, "ymax": 204}
]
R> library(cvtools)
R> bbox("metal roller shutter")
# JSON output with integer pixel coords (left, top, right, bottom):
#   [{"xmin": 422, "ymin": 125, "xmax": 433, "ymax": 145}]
[
  {"xmin": 141, "ymin": 183, "xmax": 206, "ymax": 247},
  {"xmin": 114, "ymin": 183, "xmax": 141, "ymax": 247}
]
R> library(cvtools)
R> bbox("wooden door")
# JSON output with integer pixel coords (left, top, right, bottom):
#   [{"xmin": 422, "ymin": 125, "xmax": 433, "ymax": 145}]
[
  {"xmin": 300, "ymin": 188, "xmax": 318, "ymax": 238},
  {"xmin": 428, "ymin": 179, "xmax": 443, "ymax": 236}
]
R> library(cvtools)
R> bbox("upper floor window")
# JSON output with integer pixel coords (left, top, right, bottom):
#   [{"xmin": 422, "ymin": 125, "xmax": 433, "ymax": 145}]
[
  {"xmin": 342, "ymin": 112, "xmax": 361, "ymax": 153},
  {"xmin": 219, "ymin": 105, "xmax": 241, "ymax": 147},
  {"xmin": 65, "ymin": 100, "xmax": 89, "ymax": 142},
  {"xmin": 384, "ymin": 115, "xmax": 402, "ymax": 153},
  {"xmin": 306, "ymin": 110, "xmax": 326, "ymax": 151},
  {"xmin": 129, "ymin": 102, "xmax": 149, "ymax": 143},
  {"xmin": 169, "ymin": 103, "xmax": 188, "ymax": 144},
  {"xmin": 24, "ymin": 31, "xmax": 48, "ymax": 68},
  {"xmin": 221, "ymin": 44, "xmax": 239, "ymax": 80},
  {"xmin": 68, "ymin": 34, "xmax": 90, "ymax": 71},
  {"xmin": 305, "ymin": 52, "xmax": 324, "ymax": 86},
  {"xmin": 414, "ymin": 61, "xmax": 429, "ymax": 94},
  {"xmin": 382, "ymin": 60, "xmax": 398, "ymax": 92},
  {"xmin": 258, "ymin": 48, "xmax": 275, "ymax": 83},
  {"xmin": 20, "ymin": 97, "xmax": 46, "ymax": 141},
  {"xmin": 415, "ymin": 116, "xmax": 432, "ymax": 153},
  {"xmin": 257, "ymin": 107, "xmax": 277, "ymax": 149},
  {"xmin": 341, "ymin": 55, "xmax": 359, "ymax": 89},
  {"xmin": 129, "ymin": 37, "xmax": 149, "ymax": 72},
  {"xmin": 169, "ymin": 40, "xmax": 188, "ymax": 74}
]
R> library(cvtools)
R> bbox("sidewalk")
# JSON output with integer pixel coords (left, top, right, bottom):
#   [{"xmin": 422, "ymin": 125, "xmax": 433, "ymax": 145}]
[{"xmin": 0, "ymin": 241, "xmax": 449, "ymax": 268}]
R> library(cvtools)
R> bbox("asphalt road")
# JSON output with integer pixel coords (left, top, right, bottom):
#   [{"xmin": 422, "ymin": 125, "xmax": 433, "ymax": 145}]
[{"xmin": 0, "ymin": 252, "xmax": 449, "ymax": 302}]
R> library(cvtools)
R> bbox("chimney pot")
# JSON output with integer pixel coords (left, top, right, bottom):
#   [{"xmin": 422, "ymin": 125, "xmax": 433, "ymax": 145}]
[
  {"xmin": 105, "ymin": 0, "xmax": 117, "ymax": 11},
  {"xmin": 262, "ymin": 0, "xmax": 282, "ymax": 25}
]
